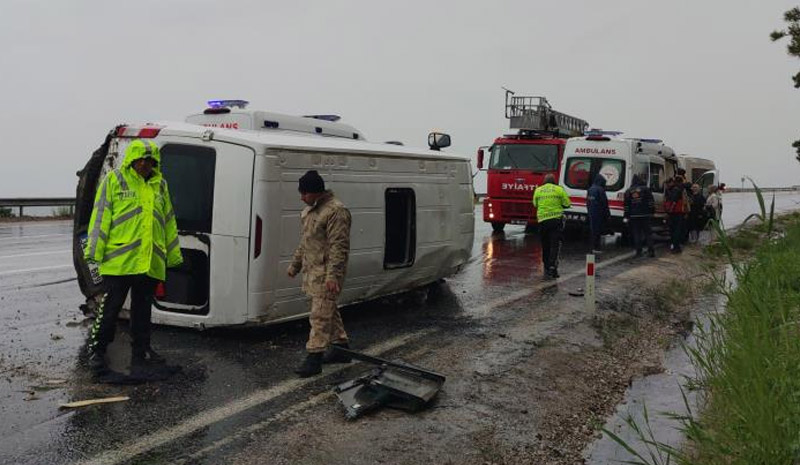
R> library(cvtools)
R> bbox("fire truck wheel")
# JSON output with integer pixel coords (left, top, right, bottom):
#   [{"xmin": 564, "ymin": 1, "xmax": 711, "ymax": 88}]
[{"xmin": 491, "ymin": 222, "xmax": 506, "ymax": 233}]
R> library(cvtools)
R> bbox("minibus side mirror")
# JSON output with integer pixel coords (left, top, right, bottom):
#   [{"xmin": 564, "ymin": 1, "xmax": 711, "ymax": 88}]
[
  {"xmin": 428, "ymin": 132, "xmax": 451, "ymax": 151},
  {"xmin": 477, "ymin": 149, "xmax": 484, "ymax": 169}
]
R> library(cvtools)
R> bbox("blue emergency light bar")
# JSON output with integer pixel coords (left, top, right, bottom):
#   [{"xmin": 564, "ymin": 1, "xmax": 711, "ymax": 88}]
[
  {"xmin": 638, "ymin": 138, "xmax": 663, "ymax": 144},
  {"xmin": 207, "ymin": 99, "xmax": 249, "ymax": 109},
  {"xmin": 584, "ymin": 129, "xmax": 623, "ymax": 137},
  {"xmin": 302, "ymin": 114, "xmax": 342, "ymax": 122}
]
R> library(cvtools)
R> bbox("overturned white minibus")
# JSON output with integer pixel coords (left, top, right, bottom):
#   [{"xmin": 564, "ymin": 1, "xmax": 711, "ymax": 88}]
[{"xmin": 73, "ymin": 109, "xmax": 474, "ymax": 329}]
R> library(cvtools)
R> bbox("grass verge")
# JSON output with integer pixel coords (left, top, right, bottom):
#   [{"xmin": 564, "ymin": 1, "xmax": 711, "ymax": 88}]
[
  {"xmin": 685, "ymin": 217, "xmax": 800, "ymax": 464},
  {"xmin": 602, "ymin": 211, "xmax": 800, "ymax": 464}
]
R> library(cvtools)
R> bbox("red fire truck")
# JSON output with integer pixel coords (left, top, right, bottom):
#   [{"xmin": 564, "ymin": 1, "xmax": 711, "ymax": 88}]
[{"xmin": 477, "ymin": 90, "xmax": 589, "ymax": 232}]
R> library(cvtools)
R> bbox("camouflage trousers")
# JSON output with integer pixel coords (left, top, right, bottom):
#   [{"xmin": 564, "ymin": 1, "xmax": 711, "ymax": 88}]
[{"xmin": 306, "ymin": 297, "xmax": 348, "ymax": 353}]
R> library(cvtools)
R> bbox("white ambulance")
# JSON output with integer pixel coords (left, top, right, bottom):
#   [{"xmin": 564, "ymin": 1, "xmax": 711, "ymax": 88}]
[
  {"xmin": 560, "ymin": 132, "xmax": 678, "ymax": 233},
  {"xmin": 73, "ymin": 101, "xmax": 475, "ymax": 329}
]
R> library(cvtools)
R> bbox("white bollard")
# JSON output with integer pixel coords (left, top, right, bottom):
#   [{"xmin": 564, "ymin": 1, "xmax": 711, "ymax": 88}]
[{"xmin": 585, "ymin": 254, "xmax": 596, "ymax": 313}]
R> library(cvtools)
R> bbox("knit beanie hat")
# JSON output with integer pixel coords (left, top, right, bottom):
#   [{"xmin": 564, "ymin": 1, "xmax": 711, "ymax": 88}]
[{"xmin": 298, "ymin": 170, "xmax": 325, "ymax": 193}]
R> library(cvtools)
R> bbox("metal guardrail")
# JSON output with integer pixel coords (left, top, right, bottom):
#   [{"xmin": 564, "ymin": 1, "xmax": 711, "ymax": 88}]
[{"xmin": 0, "ymin": 197, "xmax": 75, "ymax": 217}]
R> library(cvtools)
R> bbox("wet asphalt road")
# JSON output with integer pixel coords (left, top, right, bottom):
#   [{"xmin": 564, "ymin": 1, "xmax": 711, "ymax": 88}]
[{"xmin": 1, "ymin": 192, "xmax": 799, "ymax": 465}]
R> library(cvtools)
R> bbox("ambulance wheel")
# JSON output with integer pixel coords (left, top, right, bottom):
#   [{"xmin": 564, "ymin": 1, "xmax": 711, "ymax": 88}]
[{"xmin": 491, "ymin": 222, "xmax": 506, "ymax": 233}]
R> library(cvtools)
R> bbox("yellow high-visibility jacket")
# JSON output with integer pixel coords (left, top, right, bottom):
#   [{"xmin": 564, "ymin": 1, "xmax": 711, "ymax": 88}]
[
  {"xmin": 532, "ymin": 182, "xmax": 571, "ymax": 223},
  {"xmin": 84, "ymin": 139, "xmax": 182, "ymax": 280}
]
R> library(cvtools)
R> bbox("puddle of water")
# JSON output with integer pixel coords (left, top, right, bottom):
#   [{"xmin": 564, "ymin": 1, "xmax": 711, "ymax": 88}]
[{"xmin": 583, "ymin": 266, "xmax": 736, "ymax": 464}]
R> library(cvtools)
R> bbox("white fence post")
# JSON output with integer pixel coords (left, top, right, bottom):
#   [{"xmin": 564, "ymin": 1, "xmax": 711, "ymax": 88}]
[{"xmin": 586, "ymin": 254, "xmax": 596, "ymax": 313}]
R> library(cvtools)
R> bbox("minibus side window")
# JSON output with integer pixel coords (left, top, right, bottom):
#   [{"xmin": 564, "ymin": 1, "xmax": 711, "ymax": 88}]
[
  {"xmin": 565, "ymin": 157, "xmax": 592, "ymax": 189},
  {"xmin": 649, "ymin": 163, "xmax": 665, "ymax": 193},
  {"xmin": 384, "ymin": 188, "xmax": 416, "ymax": 269},
  {"xmin": 160, "ymin": 144, "xmax": 216, "ymax": 233}
]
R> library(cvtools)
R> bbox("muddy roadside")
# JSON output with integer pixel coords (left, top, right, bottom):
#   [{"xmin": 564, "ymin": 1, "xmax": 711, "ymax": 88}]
[{"xmin": 203, "ymin": 247, "xmax": 716, "ymax": 465}]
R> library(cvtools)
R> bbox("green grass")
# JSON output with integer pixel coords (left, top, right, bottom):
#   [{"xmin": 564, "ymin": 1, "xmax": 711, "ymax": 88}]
[
  {"xmin": 684, "ymin": 219, "xmax": 800, "ymax": 464},
  {"xmin": 603, "ymin": 220, "xmax": 800, "ymax": 464}
]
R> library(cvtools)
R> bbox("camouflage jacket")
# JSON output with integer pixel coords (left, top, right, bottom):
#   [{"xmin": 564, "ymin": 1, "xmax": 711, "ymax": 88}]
[{"xmin": 288, "ymin": 191, "xmax": 352, "ymax": 298}]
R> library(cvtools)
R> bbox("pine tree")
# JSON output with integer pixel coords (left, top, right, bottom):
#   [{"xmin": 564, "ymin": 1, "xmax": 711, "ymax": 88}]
[{"xmin": 771, "ymin": 7, "xmax": 800, "ymax": 162}]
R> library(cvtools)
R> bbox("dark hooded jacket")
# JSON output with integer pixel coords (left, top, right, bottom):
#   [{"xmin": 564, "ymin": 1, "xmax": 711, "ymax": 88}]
[
  {"xmin": 624, "ymin": 175, "xmax": 655, "ymax": 218},
  {"xmin": 587, "ymin": 175, "xmax": 610, "ymax": 226}
]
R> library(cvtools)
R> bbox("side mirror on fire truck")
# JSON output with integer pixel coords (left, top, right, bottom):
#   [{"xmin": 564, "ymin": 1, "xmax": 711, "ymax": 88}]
[
  {"xmin": 428, "ymin": 132, "xmax": 451, "ymax": 151},
  {"xmin": 477, "ymin": 148, "xmax": 485, "ymax": 170}
]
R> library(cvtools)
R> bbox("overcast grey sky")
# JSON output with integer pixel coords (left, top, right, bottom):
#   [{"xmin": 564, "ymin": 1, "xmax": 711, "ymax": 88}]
[{"xmin": 1, "ymin": 0, "xmax": 798, "ymax": 196}]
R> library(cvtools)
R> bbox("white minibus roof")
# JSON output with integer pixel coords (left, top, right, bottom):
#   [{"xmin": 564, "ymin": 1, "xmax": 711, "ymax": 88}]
[{"xmin": 134, "ymin": 122, "xmax": 470, "ymax": 162}]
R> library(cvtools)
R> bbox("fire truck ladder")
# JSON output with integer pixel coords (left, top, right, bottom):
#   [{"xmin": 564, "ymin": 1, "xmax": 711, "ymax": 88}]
[{"xmin": 504, "ymin": 90, "xmax": 589, "ymax": 137}]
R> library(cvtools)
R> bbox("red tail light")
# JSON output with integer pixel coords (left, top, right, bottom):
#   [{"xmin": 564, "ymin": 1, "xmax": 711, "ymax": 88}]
[
  {"xmin": 115, "ymin": 125, "xmax": 163, "ymax": 138},
  {"xmin": 254, "ymin": 215, "xmax": 262, "ymax": 259},
  {"xmin": 155, "ymin": 281, "xmax": 166, "ymax": 298}
]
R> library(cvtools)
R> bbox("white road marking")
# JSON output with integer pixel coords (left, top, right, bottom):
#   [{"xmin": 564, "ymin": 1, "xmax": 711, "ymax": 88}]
[
  {"xmin": 75, "ymin": 329, "xmax": 435, "ymax": 465},
  {"xmin": 0, "ymin": 264, "xmax": 73, "ymax": 277},
  {"xmin": 0, "ymin": 220, "xmax": 72, "ymax": 230},
  {"xmin": 0, "ymin": 233, "xmax": 70, "ymax": 242},
  {"xmin": 0, "ymin": 249, "xmax": 70, "ymax": 259},
  {"xmin": 175, "ymin": 392, "xmax": 335, "ymax": 465}
]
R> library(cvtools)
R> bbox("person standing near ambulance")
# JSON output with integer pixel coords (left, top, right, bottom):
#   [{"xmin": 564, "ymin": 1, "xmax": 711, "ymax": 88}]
[
  {"xmin": 586, "ymin": 175, "xmax": 610, "ymax": 253},
  {"xmin": 623, "ymin": 174, "xmax": 656, "ymax": 257},
  {"xmin": 288, "ymin": 170, "xmax": 353, "ymax": 378},
  {"xmin": 532, "ymin": 173, "xmax": 571, "ymax": 278},
  {"xmin": 84, "ymin": 139, "xmax": 183, "ymax": 380}
]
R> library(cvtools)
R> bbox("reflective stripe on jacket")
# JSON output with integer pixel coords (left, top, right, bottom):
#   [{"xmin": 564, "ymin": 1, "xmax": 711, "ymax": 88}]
[
  {"xmin": 84, "ymin": 139, "xmax": 183, "ymax": 280},
  {"xmin": 532, "ymin": 183, "xmax": 571, "ymax": 222}
]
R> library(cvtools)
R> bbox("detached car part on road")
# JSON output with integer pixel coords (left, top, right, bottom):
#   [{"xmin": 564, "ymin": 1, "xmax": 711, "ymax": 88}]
[{"xmin": 333, "ymin": 347, "xmax": 445, "ymax": 420}]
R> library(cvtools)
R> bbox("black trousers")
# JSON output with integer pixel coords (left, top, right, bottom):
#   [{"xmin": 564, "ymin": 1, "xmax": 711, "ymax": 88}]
[
  {"xmin": 539, "ymin": 217, "xmax": 564, "ymax": 271},
  {"xmin": 668, "ymin": 215, "xmax": 685, "ymax": 250},
  {"xmin": 88, "ymin": 274, "xmax": 157, "ymax": 357},
  {"xmin": 589, "ymin": 217, "xmax": 604, "ymax": 249},
  {"xmin": 629, "ymin": 217, "xmax": 654, "ymax": 254}
]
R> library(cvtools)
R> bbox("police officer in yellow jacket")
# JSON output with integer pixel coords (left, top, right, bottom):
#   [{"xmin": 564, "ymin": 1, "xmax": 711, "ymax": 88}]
[
  {"xmin": 287, "ymin": 170, "xmax": 352, "ymax": 377},
  {"xmin": 84, "ymin": 139, "xmax": 183, "ymax": 379},
  {"xmin": 532, "ymin": 173, "xmax": 571, "ymax": 278}
]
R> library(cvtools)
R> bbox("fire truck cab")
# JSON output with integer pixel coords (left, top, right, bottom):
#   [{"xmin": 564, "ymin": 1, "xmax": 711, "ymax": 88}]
[{"xmin": 477, "ymin": 91, "xmax": 589, "ymax": 232}]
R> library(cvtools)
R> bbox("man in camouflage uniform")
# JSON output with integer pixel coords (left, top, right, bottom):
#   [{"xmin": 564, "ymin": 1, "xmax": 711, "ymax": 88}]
[{"xmin": 287, "ymin": 170, "xmax": 352, "ymax": 377}]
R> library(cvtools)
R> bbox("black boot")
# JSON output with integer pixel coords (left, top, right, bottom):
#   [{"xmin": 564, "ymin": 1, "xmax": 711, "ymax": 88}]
[
  {"xmin": 88, "ymin": 350, "xmax": 109, "ymax": 377},
  {"xmin": 322, "ymin": 343, "xmax": 352, "ymax": 364},
  {"xmin": 294, "ymin": 353, "xmax": 323, "ymax": 378},
  {"xmin": 130, "ymin": 348, "xmax": 180, "ymax": 382},
  {"xmin": 138, "ymin": 347, "xmax": 166, "ymax": 365},
  {"xmin": 89, "ymin": 350, "xmax": 134, "ymax": 384}
]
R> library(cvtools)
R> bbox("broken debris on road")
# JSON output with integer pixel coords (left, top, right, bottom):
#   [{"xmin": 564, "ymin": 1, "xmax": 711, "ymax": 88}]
[{"xmin": 333, "ymin": 347, "xmax": 445, "ymax": 420}]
